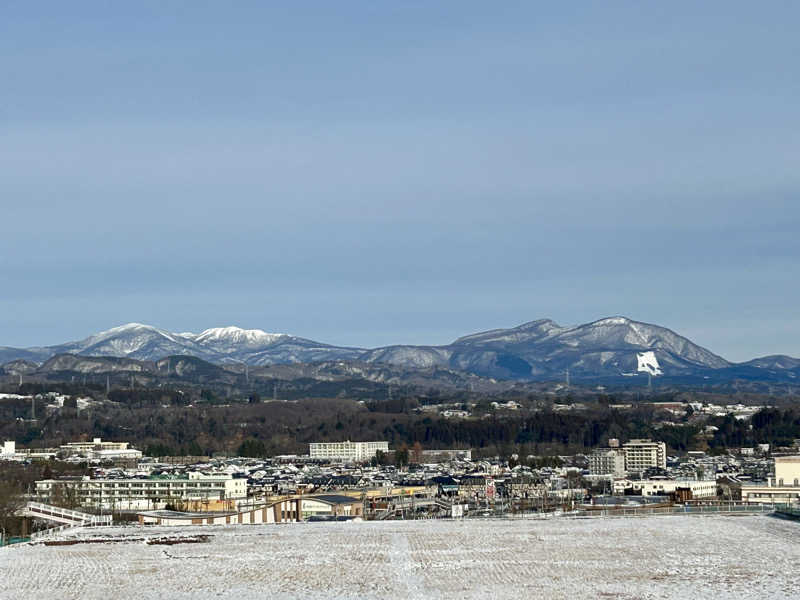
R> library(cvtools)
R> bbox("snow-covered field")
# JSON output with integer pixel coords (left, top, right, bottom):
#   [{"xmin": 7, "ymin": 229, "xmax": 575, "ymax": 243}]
[{"xmin": 1, "ymin": 515, "xmax": 798, "ymax": 599}]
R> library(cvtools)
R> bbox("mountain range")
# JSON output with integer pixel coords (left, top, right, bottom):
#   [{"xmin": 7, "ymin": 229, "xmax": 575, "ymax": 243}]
[{"xmin": 1, "ymin": 317, "xmax": 798, "ymax": 382}]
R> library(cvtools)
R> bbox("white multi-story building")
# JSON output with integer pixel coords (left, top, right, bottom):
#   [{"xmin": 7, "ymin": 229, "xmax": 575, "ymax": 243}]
[
  {"xmin": 0, "ymin": 440, "xmax": 23, "ymax": 460},
  {"xmin": 34, "ymin": 472, "xmax": 247, "ymax": 511},
  {"xmin": 309, "ymin": 440, "xmax": 389, "ymax": 462},
  {"xmin": 59, "ymin": 437, "xmax": 142, "ymax": 461},
  {"xmin": 622, "ymin": 439, "xmax": 666, "ymax": 474},
  {"xmin": 588, "ymin": 448, "xmax": 626, "ymax": 477},
  {"xmin": 741, "ymin": 455, "xmax": 800, "ymax": 504},
  {"xmin": 774, "ymin": 456, "xmax": 800, "ymax": 487},
  {"xmin": 1, "ymin": 440, "xmax": 56, "ymax": 461}
]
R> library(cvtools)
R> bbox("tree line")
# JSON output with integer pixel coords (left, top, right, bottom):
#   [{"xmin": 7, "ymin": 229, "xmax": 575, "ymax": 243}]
[{"xmin": 2, "ymin": 388, "xmax": 800, "ymax": 459}]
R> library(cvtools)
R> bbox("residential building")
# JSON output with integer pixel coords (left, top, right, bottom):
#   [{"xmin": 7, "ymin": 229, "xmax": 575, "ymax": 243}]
[
  {"xmin": 588, "ymin": 448, "xmax": 626, "ymax": 478},
  {"xmin": 309, "ymin": 440, "xmax": 389, "ymax": 462},
  {"xmin": 623, "ymin": 439, "xmax": 667, "ymax": 474},
  {"xmin": 506, "ymin": 475, "xmax": 546, "ymax": 499},
  {"xmin": 458, "ymin": 475, "xmax": 491, "ymax": 499}
]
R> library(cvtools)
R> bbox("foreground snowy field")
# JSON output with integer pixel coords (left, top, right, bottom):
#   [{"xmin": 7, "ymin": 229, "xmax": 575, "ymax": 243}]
[{"xmin": 1, "ymin": 515, "xmax": 798, "ymax": 599}]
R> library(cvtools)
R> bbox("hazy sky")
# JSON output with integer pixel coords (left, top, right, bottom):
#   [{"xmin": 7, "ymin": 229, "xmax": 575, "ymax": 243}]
[{"xmin": 1, "ymin": 2, "xmax": 798, "ymax": 361}]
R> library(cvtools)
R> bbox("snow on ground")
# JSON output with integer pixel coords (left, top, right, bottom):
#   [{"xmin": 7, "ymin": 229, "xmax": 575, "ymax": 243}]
[{"xmin": 1, "ymin": 515, "xmax": 798, "ymax": 600}]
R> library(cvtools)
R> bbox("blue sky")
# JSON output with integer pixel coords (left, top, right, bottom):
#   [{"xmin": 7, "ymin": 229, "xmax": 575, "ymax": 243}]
[{"xmin": 1, "ymin": 2, "xmax": 798, "ymax": 361}]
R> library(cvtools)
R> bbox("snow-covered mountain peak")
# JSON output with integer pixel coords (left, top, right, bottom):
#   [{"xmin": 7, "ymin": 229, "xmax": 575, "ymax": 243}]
[
  {"xmin": 84, "ymin": 322, "xmax": 175, "ymax": 345},
  {"xmin": 193, "ymin": 326, "xmax": 287, "ymax": 347},
  {"xmin": 98, "ymin": 322, "xmax": 160, "ymax": 335},
  {"xmin": 591, "ymin": 316, "xmax": 631, "ymax": 326},
  {"xmin": 452, "ymin": 318, "xmax": 567, "ymax": 345},
  {"xmin": 517, "ymin": 318, "xmax": 561, "ymax": 332}
]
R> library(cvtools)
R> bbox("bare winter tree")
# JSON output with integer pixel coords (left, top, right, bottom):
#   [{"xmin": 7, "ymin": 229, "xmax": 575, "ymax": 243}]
[
  {"xmin": 411, "ymin": 441, "xmax": 423, "ymax": 464},
  {"xmin": 0, "ymin": 479, "xmax": 25, "ymax": 542}
]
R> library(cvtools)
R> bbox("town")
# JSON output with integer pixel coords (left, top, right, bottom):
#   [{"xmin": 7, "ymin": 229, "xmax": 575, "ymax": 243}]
[{"xmin": 2, "ymin": 429, "xmax": 799, "ymax": 544}]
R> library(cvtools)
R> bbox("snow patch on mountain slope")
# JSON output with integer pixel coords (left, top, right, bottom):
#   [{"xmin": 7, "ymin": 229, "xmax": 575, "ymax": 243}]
[{"xmin": 637, "ymin": 351, "xmax": 663, "ymax": 376}]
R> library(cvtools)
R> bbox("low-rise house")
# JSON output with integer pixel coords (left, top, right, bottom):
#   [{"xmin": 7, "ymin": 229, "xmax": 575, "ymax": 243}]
[
  {"xmin": 613, "ymin": 479, "xmax": 717, "ymax": 499},
  {"xmin": 429, "ymin": 475, "xmax": 460, "ymax": 496},
  {"xmin": 458, "ymin": 475, "xmax": 490, "ymax": 499},
  {"xmin": 507, "ymin": 475, "xmax": 546, "ymax": 499}
]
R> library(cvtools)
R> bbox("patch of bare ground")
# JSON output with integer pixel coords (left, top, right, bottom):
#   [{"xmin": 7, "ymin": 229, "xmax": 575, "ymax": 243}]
[{"xmin": 41, "ymin": 535, "xmax": 210, "ymax": 546}]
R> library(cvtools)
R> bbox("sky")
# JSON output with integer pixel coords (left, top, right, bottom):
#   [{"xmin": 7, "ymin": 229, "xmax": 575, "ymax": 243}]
[{"xmin": 1, "ymin": 1, "xmax": 798, "ymax": 361}]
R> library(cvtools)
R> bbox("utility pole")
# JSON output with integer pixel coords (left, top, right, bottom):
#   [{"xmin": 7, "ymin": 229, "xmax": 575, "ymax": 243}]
[
  {"xmin": 566, "ymin": 368, "xmax": 570, "ymax": 388},
  {"xmin": 106, "ymin": 376, "xmax": 110, "ymax": 394}
]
